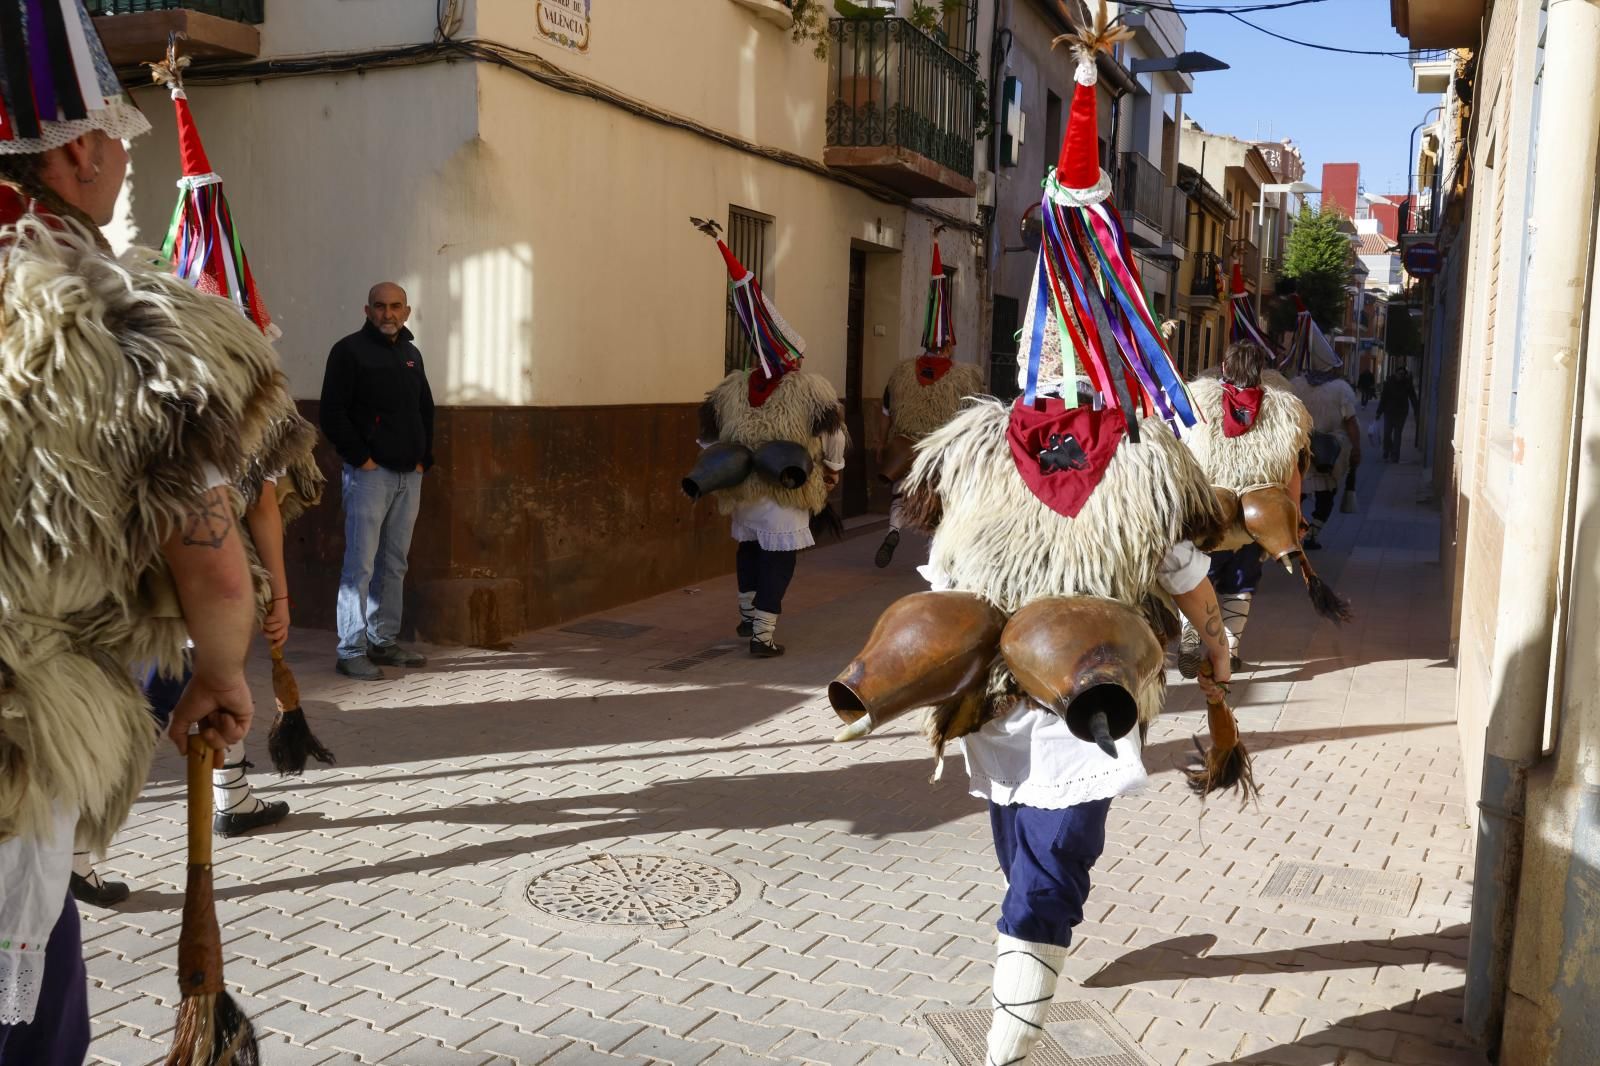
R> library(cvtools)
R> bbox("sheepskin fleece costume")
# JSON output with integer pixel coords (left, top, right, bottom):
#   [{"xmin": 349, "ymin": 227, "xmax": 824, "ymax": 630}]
[
  {"xmin": 1183, "ymin": 368, "xmax": 1311, "ymax": 491},
  {"xmin": 885, "ymin": 358, "xmax": 987, "ymax": 440},
  {"xmin": 903, "ymin": 398, "xmax": 1218, "ymax": 726},
  {"xmin": 0, "ymin": 205, "xmax": 314, "ymax": 853},
  {"xmin": 698, "ymin": 369, "xmax": 845, "ymax": 515}
]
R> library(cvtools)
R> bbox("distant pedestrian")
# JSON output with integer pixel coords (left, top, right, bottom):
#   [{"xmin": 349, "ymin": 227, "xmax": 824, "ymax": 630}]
[
  {"xmin": 1379, "ymin": 366, "xmax": 1420, "ymax": 462},
  {"xmin": 320, "ymin": 282, "xmax": 434, "ymax": 679},
  {"xmin": 1357, "ymin": 368, "xmax": 1375, "ymax": 406}
]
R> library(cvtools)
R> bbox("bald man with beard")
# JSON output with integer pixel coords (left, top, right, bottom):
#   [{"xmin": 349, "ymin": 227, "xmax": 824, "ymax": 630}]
[{"xmin": 320, "ymin": 282, "xmax": 435, "ymax": 679}]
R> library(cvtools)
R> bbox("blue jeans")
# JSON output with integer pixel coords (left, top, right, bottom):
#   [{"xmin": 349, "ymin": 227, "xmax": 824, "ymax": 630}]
[{"xmin": 337, "ymin": 465, "xmax": 423, "ymax": 660}]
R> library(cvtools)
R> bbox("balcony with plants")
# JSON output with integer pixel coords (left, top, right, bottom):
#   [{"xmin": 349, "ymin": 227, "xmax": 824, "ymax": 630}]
[
  {"xmin": 819, "ymin": 1, "xmax": 982, "ymax": 199},
  {"xmin": 86, "ymin": 0, "xmax": 263, "ymax": 68}
]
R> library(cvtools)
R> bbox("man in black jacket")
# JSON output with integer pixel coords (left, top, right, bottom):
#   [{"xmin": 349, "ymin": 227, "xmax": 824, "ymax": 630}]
[
  {"xmin": 1378, "ymin": 364, "xmax": 1420, "ymax": 463},
  {"xmin": 320, "ymin": 282, "xmax": 434, "ymax": 679}
]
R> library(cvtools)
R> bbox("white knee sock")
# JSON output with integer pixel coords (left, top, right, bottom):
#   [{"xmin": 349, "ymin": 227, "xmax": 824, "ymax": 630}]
[
  {"xmin": 213, "ymin": 740, "xmax": 266, "ymax": 817},
  {"xmin": 738, "ymin": 591, "xmax": 756, "ymax": 627},
  {"xmin": 750, "ymin": 609, "xmax": 779, "ymax": 646},
  {"xmin": 1220, "ymin": 593, "xmax": 1253, "ymax": 657},
  {"xmin": 986, "ymin": 933, "xmax": 1066, "ymax": 1066}
]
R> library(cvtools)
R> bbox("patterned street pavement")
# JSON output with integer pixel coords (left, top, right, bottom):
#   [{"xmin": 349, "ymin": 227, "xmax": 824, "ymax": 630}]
[{"xmin": 84, "ymin": 445, "xmax": 1485, "ymax": 1066}]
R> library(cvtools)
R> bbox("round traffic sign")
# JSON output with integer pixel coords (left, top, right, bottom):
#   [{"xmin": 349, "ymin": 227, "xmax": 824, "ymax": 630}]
[{"xmin": 1404, "ymin": 242, "xmax": 1441, "ymax": 277}]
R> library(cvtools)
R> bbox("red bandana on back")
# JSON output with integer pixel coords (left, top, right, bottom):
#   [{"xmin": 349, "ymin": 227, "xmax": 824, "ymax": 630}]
[
  {"xmin": 748, "ymin": 368, "xmax": 786, "ymax": 407},
  {"xmin": 1220, "ymin": 382, "xmax": 1264, "ymax": 438},
  {"xmin": 1006, "ymin": 398, "xmax": 1128, "ymax": 518},
  {"xmin": 915, "ymin": 355, "xmax": 953, "ymax": 386}
]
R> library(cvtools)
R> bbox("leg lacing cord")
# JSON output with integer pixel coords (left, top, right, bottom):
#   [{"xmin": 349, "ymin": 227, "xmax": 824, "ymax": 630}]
[
  {"xmin": 987, "ymin": 936, "xmax": 1066, "ymax": 1066},
  {"xmin": 213, "ymin": 757, "xmax": 266, "ymax": 815}
]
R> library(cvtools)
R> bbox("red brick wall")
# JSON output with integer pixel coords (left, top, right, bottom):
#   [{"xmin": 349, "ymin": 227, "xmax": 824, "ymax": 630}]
[
  {"xmin": 288, "ymin": 403, "xmax": 733, "ymax": 646},
  {"xmin": 1320, "ymin": 163, "xmax": 1361, "ymax": 219},
  {"xmin": 285, "ymin": 401, "xmax": 890, "ymax": 646}
]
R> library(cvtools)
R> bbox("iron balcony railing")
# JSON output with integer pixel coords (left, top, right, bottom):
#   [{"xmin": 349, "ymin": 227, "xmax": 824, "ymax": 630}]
[
  {"xmin": 1117, "ymin": 151, "xmax": 1165, "ymax": 232},
  {"xmin": 1190, "ymin": 252, "xmax": 1222, "ymax": 298},
  {"xmin": 1118, "ymin": 152, "xmax": 1186, "ymax": 240},
  {"xmin": 86, "ymin": 0, "xmax": 263, "ymax": 20},
  {"xmin": 826, "ymin": 16, "xmax": 981, "ymax": 181}
]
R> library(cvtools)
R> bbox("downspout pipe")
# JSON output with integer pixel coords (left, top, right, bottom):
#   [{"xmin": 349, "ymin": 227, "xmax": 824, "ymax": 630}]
[{"xmin": 1465, "ymin": 0, "xmax": 1600, "ymax": 1053}]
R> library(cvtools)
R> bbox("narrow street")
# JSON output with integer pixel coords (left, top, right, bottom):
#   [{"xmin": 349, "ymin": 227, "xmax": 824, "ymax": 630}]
[{"xmin": 83, "ymin": 439, "xmax": 1483, "ymax": 1066}]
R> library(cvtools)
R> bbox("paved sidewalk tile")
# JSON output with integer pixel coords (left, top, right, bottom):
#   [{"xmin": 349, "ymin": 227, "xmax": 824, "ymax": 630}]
[{"xmin": 82, "ymin": 455, "xmax": 1482, "ymax": 1065}]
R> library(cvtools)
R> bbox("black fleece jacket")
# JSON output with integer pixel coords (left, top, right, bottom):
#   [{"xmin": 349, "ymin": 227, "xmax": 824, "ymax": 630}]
[{"xmin": 319, "ymin": 321, "xmax": 435, "ymax": 471}]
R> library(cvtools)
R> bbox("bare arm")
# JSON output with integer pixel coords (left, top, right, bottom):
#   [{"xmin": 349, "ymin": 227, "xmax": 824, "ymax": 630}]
[
  {"xmin": 1173, "ymin": 579, "xmax": 1231, "ymax": 696},
  {"xmin": 161, "ymin": 486, "xmax": 257, "ymax": 761},
  {"xmin": 245, "ymin": 480, "xmax": 290, "ymax": 648}
]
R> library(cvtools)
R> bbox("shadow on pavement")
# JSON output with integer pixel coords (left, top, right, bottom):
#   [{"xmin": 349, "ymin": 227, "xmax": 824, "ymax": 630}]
[
  {"xmin": 113, "ymin": 754, "xmax": 979, "ymax": 913},
  {"xmin": 1085, "ymin": 927, "xmax": 1484, "ymax": 1065},
  {"xmin": 1084, "ymin": 924, "xmax": 1468, "ymax": 986}
]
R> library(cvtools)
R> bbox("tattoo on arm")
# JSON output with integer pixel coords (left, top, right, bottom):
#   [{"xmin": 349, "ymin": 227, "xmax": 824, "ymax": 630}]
[
  {"xmin": 181, "ymin": 494, "xmax": 235, "ymax": 550},
  {"xmin": 1202, "ymin": 599, "xmax": 1223, "ymax": 640}
]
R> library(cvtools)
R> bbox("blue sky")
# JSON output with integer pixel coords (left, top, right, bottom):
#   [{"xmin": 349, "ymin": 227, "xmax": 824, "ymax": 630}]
[{"xmin": 1179, "ymin": 0, "xmax": 1425, "ymax": 198}]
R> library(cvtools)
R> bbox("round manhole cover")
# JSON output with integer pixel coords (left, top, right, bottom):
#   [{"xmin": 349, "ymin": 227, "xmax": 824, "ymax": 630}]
[{"xmin": 524, "ymin": 852, "xmax": 740, "ymax": 929}]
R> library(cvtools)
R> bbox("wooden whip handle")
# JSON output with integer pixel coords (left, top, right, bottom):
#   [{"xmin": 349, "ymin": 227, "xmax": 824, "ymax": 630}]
[{"xmin": 186, "ymin": 739, "xmax": 214, "ymax": 866}]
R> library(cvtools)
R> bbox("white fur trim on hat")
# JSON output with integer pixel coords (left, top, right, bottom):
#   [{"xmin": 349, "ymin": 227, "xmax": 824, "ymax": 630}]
[
  {"xmin": 1046, "ymin": 168, "xmax": 1113, "ymax": 208},
  {"xmin": 0, "ymin": 99, "xmax": 151, "ymax": 156}
]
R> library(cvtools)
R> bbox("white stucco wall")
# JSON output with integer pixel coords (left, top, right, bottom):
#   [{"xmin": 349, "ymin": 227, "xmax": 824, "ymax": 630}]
[{"xmin": 110, "ymin": 0, "xmax": 985, "ymax": 406}]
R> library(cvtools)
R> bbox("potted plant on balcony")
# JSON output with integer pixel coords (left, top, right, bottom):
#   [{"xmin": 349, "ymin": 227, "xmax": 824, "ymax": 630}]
[{"xmin": 790, "ymin": 0, "xmax": 887, "ymax": 60}]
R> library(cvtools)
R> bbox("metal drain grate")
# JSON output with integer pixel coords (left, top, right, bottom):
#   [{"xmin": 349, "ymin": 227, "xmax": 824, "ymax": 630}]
[
  {"xmin": 559, "ymin": 619, "xmax": 654, "ymax": 640},
  {"xmin": 524, "ymin": 853, "xmax": 740, "ymax": 929},
  {"xmin": 926, "ymin": 1001, "xmax": 1154, "ymax": 1066},
  {"xmin": 654, "ymin": 645, "xmax": 737, "ymax": 672},
  {"xmin": 1260, "ymin": 861, "xmax": 1421, "ymax": 918}
]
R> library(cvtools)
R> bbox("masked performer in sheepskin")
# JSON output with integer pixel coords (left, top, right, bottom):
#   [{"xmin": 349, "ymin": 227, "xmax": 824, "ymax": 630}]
[
  {"xmin": 874, "ymin": 240, "xmax": 986, "ymax": 568},
  {"xmin": 824, "ymin": 9, "xmax": 1253, "ymax": 1064},
  {"xmin": 1174, "ymin": 263, "xmax": 1348, "ymax": 675},
  {"xmin": 0, "ymin": 3, "xmax": 314, "ymax": 1059},
  {"xmin": 684, "ymin": 219, "xmax": 848, "ymax": 657}
]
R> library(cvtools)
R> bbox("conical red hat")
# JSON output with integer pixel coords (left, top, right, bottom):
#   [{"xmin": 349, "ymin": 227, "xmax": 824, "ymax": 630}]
[
  {"xmin": 1231, "ymin": 261, "xmax": 1248, "ymax": 297},
  {"xmin": 171, "ymin": 93, "xmax": 214, "ymax": 178},
  {"xmin": 1055, "ymin": 76, "xmax": 1101, "ymax": 192},
  {"xmin": 931, "ymin": 242, "xmax": 944, "ymax": 277},
  {"xmin": 716, "ymin": 239, "xmax": 751, "ymax": 281}
]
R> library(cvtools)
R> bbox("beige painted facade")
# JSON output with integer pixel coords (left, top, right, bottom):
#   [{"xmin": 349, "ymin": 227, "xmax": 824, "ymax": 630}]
[
  {"xmin": 1173, "ymin": 164, "xmax": 1232, "ymax": 378},
  {"xmin": 1438, "ymin": 0, "xmax": 1539, "ymax": 823},
  {"xmin": 1399, "ymin": 0, "xmax": 1600, "ymax": 1061},
  {"xmin": 1179, "ymin": 121, "xmax": 1272, "ymax": 300},
  {"xmin": 112, "ymin": 0, "xmax": 987, "ymax": 408}
]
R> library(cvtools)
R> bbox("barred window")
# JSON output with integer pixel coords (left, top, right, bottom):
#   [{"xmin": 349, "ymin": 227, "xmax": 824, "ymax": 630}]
[{"xmin": 724, "ymin": 207, "xmax": 774, "ymax": 375}]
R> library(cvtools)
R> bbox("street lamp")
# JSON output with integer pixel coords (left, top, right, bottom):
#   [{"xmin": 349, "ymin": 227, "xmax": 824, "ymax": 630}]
[
  {"xmin": 1256, "ymin": 180, "xmax": 1319, "ymax": 309},
  {"xmin": 1128, "ymin": 52, "xmax": 1231, "ymax": 76}
]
